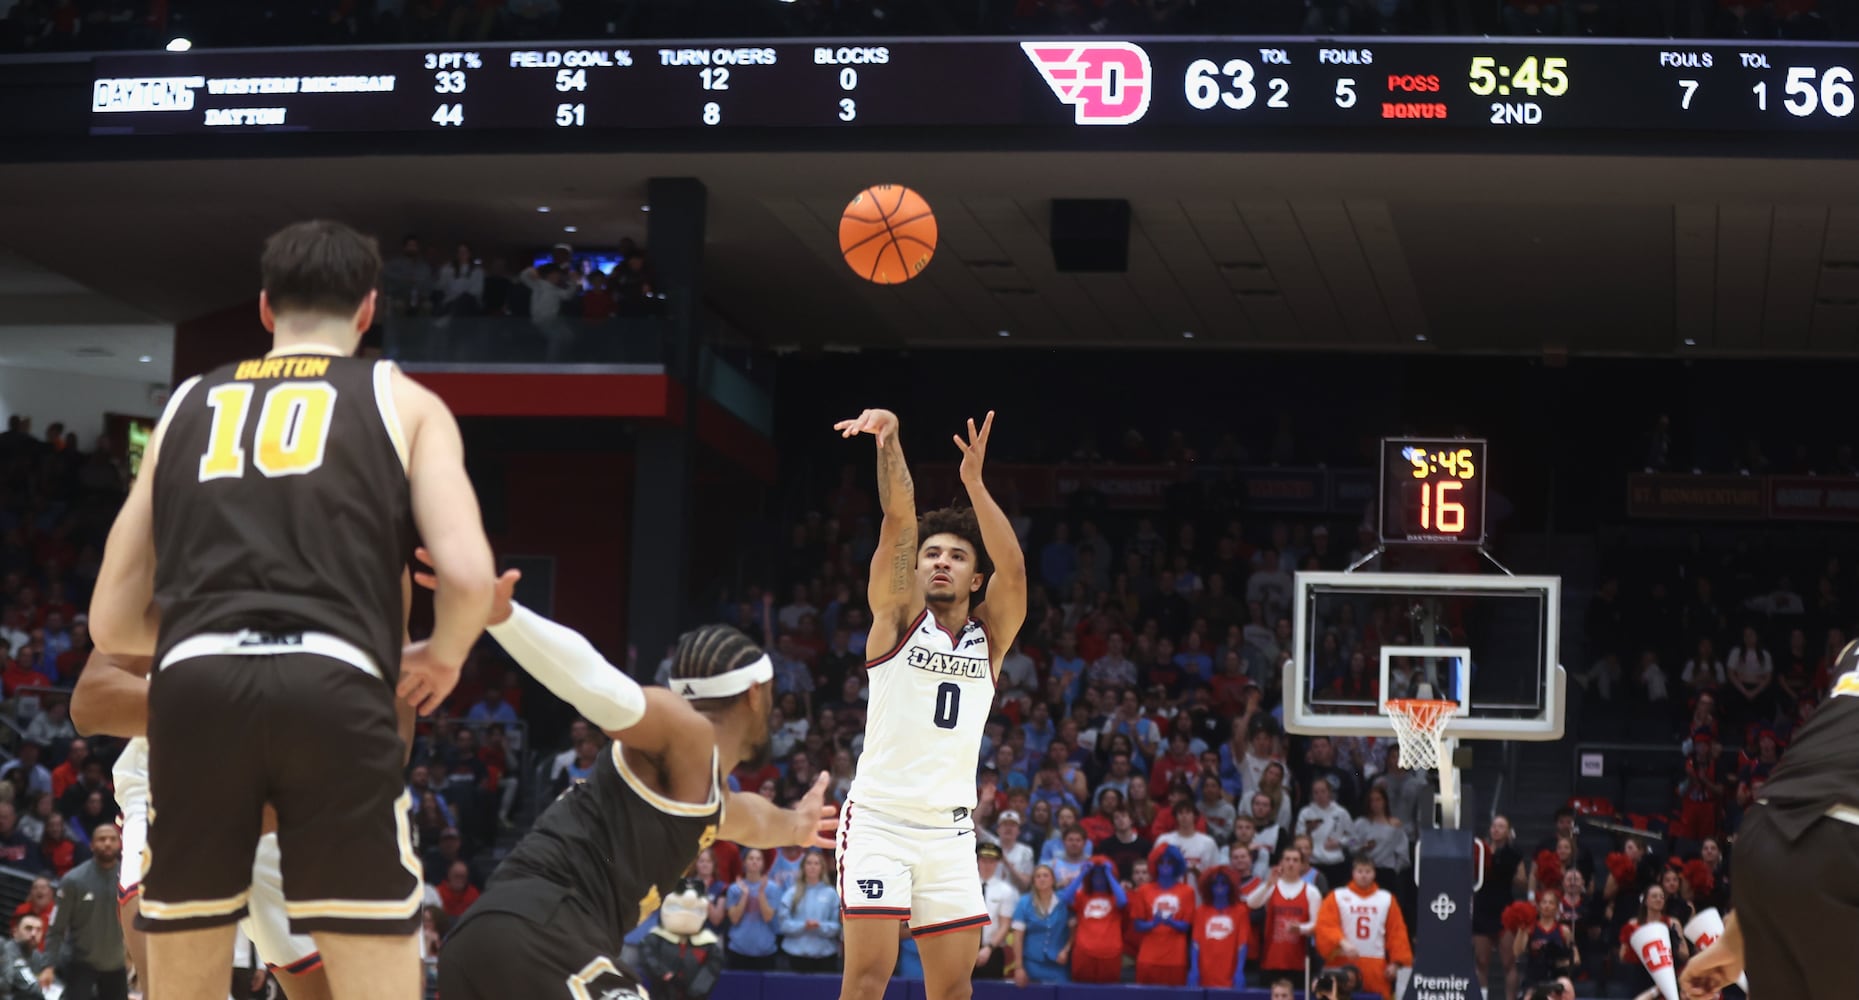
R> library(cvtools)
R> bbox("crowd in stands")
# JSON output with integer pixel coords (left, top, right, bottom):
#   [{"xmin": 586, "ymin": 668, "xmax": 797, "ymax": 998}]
[
  {"xmin": 589, "ymin": 452, "xmax": 1771, "ymax": 999},
  {"xmin": 378, "ymin": 234, "xmax": 661, "ymax": 323},
  {"xmin": 0, "ymin": 0, "xmax": 1853, "ymax": 54},
  {"xmin": 12, "ymin": 390, "xmax": 1850, "ymax": 998}
]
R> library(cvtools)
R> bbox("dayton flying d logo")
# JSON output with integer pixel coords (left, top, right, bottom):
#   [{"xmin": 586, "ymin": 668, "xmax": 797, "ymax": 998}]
[{"xmin": 1021, "ymin": 42, "xmax": 1153, "ymax": 125}]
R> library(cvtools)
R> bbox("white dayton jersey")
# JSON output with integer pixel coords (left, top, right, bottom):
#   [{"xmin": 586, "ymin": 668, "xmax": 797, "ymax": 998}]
[
  {"xmin": 1331, "ymin": 885, "xmax": 1396, "ymax": 959},
  {"xmin": 848, "ymin": 607, "xmax": 993, "ymax": 826}
]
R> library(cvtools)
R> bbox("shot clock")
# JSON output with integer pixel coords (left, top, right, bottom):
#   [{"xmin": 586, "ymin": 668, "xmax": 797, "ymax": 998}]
[{"xmin": 1379, "ymin": 437, "xmax": 1488, "ymax": 546}]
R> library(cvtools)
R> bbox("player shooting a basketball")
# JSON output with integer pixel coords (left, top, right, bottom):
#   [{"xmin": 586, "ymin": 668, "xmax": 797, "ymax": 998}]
[{"xmin": 831, "ymin": 409, "xmax": 1026, "ymax": 1000}]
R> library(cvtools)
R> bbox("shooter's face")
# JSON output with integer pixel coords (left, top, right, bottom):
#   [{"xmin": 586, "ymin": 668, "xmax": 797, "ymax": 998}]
[{"xmin": 919, "ymin": 534, "xmax": 981, "ymax": 605}]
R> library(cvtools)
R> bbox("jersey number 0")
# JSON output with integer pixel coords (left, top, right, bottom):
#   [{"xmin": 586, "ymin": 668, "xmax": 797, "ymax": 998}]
[
  {"xmin": 197, "ymin": 382, "xmax": 338, "ymax": 482},
  {"xmin": 933, "ymin": 681, "xmax": 961, "ymax": 729}
]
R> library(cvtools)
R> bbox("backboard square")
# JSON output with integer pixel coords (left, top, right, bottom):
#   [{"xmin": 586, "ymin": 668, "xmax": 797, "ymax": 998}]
[{"xmin": 1286, "ymin": 571, "xmax": 1565, "ymax": 743}]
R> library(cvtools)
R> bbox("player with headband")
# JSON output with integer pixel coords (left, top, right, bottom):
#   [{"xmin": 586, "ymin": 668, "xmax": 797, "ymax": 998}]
[{"xmin": 427, "ymin": 553, "xmax": 835, "ymax": 1000}]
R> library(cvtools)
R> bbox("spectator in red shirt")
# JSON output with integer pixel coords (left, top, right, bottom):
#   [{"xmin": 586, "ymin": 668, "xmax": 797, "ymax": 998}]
[
  {"xmin": 580, "ymin": 271, "xmax": 615, "ymax": 321},
  {"xmin": 1151, "ymin": 731, "xmax": 1200, "ymax": 792},
  {"xmin": 1064, "ymin": 856, "xmax": 1127, "ymax": 983},
  {"xmin": 438, "ymin": 860, "xmax": 480, "ymax": 918},
  {"xmin": 39, "ymin": 812, "xmax": 86, "ymax": 877},
  {"xmin": 50, "ymin": 738, "xmax": 86, "ymax": 799},
  {"xmin": 1192, "ymin": 865, "xmax": 1252, "ymax": 988},
  {"xmin": 1131, "ymin": 844, "xmax": 1196, "ymax": 985},
  {"xmin": 12, "ymin": 877, "xmax": 52, "ymax": 946},
  {"xmin": 733, "ymin": 758, "xmax": 780, "ymax": 796},
  {"xmin": 2, "ymin": 643, "xmax": 48, "ymax": 697}
]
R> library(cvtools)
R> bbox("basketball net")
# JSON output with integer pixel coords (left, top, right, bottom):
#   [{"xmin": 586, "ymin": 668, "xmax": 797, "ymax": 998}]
[{"xmin": 1386, "ymin": 698, "xmax": 1458, "ymax": 770}]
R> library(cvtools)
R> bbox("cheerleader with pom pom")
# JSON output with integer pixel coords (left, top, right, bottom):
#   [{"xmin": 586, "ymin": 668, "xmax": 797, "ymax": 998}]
[
  {"xmin": 1513, "ymin": 888, "xmax": 1578, "ymax": 994},
  {"xmin": 1617, "ymin": 884, "xmax": 1689, "ymax": 999}
]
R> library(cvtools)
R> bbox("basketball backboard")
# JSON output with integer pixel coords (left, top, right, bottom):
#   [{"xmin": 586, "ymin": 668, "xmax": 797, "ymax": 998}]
[{"xmin": 1284, "ymin": 571, "xmax": 1565, "ymax": 742}]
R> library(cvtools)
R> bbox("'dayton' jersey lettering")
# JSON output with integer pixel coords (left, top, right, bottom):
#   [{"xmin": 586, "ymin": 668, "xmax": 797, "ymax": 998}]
[{"xmin": 847, "ymin": 607, "xmax": 993, "ymax": 825}]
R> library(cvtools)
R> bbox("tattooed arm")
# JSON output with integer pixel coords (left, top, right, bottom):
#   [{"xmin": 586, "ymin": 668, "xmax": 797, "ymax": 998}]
[{"xmin": 836, "ymin": 409, "xmax": 919, "ymax": 648}]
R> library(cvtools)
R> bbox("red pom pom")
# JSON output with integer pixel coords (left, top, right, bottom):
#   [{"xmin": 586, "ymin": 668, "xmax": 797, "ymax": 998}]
[
  {"xmin": 1684, "ymin": 859, "xmax": 1716, "ymax": 896},
  {"xmin": 1534, "ymin": 850, "xmax": 1563, "ymax": 889},
  {"xmin": 1607, "ymin": 851, "xmax": 1637, "ymax": 886},
  {"xmin": 1502, "ymin": 900, "xmax": 1538, "ymax": 934}
]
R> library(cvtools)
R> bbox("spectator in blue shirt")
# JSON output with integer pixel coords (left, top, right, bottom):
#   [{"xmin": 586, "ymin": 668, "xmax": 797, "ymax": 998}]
[
  {"xmin": 0, "ymin": 742, "xmax": 51, "ymax": 801},
  {"xmin": 777, "ymin": 850, "xmax": 841, "ymax": 972},
  {"xmin": 1048, "ymin": 633, "xmax": 1086, "ymax": 712},
  {"xmin": 1048, "ymin": 828, "xmax": 1093, "ymax": 885},
  {"xmin": 725, "ymin": 848, "xmax": 779, "ymax": 970},
  {"xmin": 1041, "ymin": 524, "xmax": 1078, "ymax": 590},
  {"xmin": 1022, "ymin": 701, "xmax": 1056, "ymax": 759},
  {"xmin": 766, "ymin": 844, "xmax": 806, "ymax": 893},
  {"xmin": 1030, "ymin": 766, "xmax": 1081, "ymax": 817},
  {"xmin": 895, "ymin": 929, "xmax": 924, "ymax": 980},
  {"xmin": 1012, "ymin": 864, "xmax": 1072, "ymax": 985},
  {"xmin": 466, "ymin": 686, "xmax": 518, "ymax": 725},
  {"xmin": 1174, "ymin": 631, "xmax": 1214, "ymax": 683},
  {"xmin": 771, "ymin": 636, "xmax": 813, "ymax": 702}
]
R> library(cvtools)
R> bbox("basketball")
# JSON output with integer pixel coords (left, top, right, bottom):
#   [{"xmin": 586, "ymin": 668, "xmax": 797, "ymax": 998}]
[{"xmin": 839, "ymin": 184, "xmax": 937, "ymax": 285}]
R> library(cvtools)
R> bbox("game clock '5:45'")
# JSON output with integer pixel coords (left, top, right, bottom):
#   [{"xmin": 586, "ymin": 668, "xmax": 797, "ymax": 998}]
[{"xmin": 1468, "ymin": 56, "xmax": 1569, "ymax": 97}]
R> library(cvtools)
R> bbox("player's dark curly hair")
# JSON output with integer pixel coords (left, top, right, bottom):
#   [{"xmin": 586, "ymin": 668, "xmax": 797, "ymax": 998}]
[
  {"xmin": 671, "ymin": 624, "xmax": 765, "ymax": 714},
  {"xmin": 918, "ymin": 506, "xmax": 993, "ymax": 600}
]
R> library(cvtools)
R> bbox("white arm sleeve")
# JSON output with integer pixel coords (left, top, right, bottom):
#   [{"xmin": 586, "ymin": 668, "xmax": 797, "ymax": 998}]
[{"xmin": 486, "ymin": 602, "xmax": 647, "ymax": 733}]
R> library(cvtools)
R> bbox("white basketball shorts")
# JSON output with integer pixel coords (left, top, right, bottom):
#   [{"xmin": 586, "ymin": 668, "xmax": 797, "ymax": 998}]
[{"xmin": 835, "ymin": 800, "xmax": 989, "ymax": 938}]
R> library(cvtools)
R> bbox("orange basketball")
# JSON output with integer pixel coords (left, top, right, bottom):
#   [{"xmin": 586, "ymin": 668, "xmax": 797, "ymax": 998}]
[{"xmin": 840, "ymin": 184, "xmax": 937, "ymax": 285}]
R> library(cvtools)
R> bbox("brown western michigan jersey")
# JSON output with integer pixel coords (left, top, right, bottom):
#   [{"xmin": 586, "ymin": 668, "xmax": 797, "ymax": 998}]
[
  {"xmin": 151, "ymin": 352, "xmax": 414, "ymax": 683},
  {"xmin": 485, "ymin": 742, "xmax": 723, "ymax": 952},
  {"xmin": 1757, "ymin": 639, "xmax": 1859, "ymax": 840}
]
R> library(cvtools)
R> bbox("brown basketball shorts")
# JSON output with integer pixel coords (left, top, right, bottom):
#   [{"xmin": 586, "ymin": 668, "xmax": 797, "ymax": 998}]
[{"xmin": 140, "ymin": 633, "xmax": 419, "ymax": 936}]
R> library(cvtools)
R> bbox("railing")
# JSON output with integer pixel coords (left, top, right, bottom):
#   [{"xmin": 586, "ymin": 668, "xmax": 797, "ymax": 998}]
[
  {"xmin": 384, "ymin": 316, "xmax": 676, "ymax": 369},
  {"xmin": 1567, "ymin": 740, "xmax": 1746, "ymax": 821},
  {"xmin": 4, "ymin": 685, "xmax": 68, "ymax": 749},
  {"xmin": 0, "ymin": 865, "xmax": 37, "ymax": 918},
  {"xmin": 384, "ymin": 316, "xmax": 774, "ymax": 436}
]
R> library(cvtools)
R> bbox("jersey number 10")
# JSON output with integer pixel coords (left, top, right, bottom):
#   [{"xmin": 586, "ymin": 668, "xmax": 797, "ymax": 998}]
[
  {"xmin": 198, "ymin": 382, "xmax": 338, "ymax": 482},
  {"xmin": 933, "ymin": 681, "xmax": 961, "ymax": 730}
]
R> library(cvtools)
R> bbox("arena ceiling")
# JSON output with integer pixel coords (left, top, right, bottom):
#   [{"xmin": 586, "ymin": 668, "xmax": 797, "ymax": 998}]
[{"xmin": 1, "ymin": 150, "xmax": 1858, "ymax": 357}]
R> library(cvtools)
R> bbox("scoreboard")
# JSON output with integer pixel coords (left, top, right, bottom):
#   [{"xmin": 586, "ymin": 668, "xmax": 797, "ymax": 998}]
[{"xmin": 79, "ymin": 36, "xmax": 1859, "ymax": 137}]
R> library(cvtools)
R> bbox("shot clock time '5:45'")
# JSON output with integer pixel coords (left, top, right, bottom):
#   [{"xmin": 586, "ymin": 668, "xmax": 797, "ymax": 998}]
[{"xmin": 1379, "ymin": 437, "xmax": 1488, "ymax": 545}]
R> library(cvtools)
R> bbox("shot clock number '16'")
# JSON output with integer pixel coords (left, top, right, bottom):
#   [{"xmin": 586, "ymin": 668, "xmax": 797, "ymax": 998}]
[{"xmin": 1408, "ymin": 446, "xmax": 1476, "ymax": 533}]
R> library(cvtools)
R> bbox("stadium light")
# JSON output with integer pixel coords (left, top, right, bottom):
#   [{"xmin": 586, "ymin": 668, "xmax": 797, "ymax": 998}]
[{"xmin": 166, "ymin": 37, "xmax": 192, "ymax": 52}]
